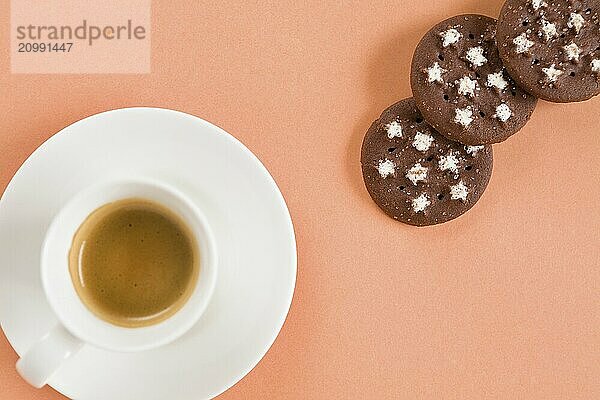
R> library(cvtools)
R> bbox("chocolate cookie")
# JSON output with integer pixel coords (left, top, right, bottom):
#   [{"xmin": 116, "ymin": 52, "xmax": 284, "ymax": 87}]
[
  {"xmin": 361, "ymin": 98, "xmax": 494, "ymax": 227},
  {"xmin": 497, "ymin": 0, "xmax": 600, "ymax": 103},
  {"xmin": 410, "ymin": 14, "xmax": 538, "ymax": 145}
]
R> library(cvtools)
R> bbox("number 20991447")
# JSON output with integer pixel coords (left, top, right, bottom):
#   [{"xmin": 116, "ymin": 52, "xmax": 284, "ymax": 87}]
[{"xmin": 17, "ymin": 42, "xmax": 73, "ymax": 52}]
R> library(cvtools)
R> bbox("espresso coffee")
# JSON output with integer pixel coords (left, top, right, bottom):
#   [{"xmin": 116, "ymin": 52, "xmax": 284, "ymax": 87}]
[{"xmin": 68, "ymin": 198, "xmax": 199, "ymax": 328}]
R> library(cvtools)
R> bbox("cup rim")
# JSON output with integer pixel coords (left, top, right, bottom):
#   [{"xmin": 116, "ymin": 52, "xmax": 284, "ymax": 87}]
[{"xmin": 41, "ymin": 177, "xmax": 218, "ymax": 352}]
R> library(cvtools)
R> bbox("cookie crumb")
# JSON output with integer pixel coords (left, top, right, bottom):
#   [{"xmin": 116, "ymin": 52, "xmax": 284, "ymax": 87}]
[
  {"xmin": 425, "ymin": 62, "xmax": 447, "ymax": 83},
  {"xmin": 465, "ymin": 46, "xmax": 487, "ymax": 68},
  {"xmin": 450, "ymin": 181, "xmax": 469, "ymax": 201},
  {"xmin": 539, "ymin": 18, "xmax": 558, "ymax": 41},
  {"xmin": 439, "ymin": 151, "xmax": 460, "ymax": 174},
  {"xmin": 456, "ymin": 76, "xmax": 478, "ymax": 97},
  {"xmin": 494, "ymin": 103, "xmax": 512, "ymax": 122},
  {"xmin": 406, "ymin": 163, "xmax": 428, "ymax": 185},
  {"xmin": 567, "ymin": 13, "xmax": 585, "ymax": 34},
  {"xmin": 542, "ymin": 63, "xmax": 563, "ymax": 83},
  {"xmin": 592, "ymin": 59, "xmax": 600, "ymax": 73},
  {"xmin": 377, "ymin": 159, "xmax": 395, "ymax": 178},
  {"xmin": 412, "ymin": 131, "xmax": 435, "ymax": 152},
  {"xmin": 513, "ymin": 33, "xmax": 534, "ymax": 54},
  {"xmin": 486, "ymin": 71, "xmax": 508, "ymax": 91},
  {"xmin": 385, "ymin": 121, "xmax": 403, "ymax": 139},
  {"xmin": 465, "ymin": 145, "xmax": 484, "ymax": 156},
  {"xmin": 454, "ymin": 107, "xmax": 474, "ymax": 127},
  {"xmin": 412, "ymin": 193, "xmax": 431, "ymax": 213},
  {"xmin": 439, "ymin": 28, "xmax": 462, "ymax": 47}
]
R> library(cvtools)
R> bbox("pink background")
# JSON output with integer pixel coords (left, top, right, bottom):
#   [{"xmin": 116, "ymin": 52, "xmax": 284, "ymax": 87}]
[{"xmin": 1, "ymin": 0, "xmax": 599, "ymax": 399}]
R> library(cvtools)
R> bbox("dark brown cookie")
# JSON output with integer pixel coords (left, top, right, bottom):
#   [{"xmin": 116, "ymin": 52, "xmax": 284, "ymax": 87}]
[
  {"xmin": 361, "ymin": 98, "xmax": 494, "ymax": 227},
  {"xmin": 410, "ymin": 14, "xmax": 538, "ymax": 145},
  {"xmin": 497, "ymin": 0, "xmax": 600, "ymax": 103}
]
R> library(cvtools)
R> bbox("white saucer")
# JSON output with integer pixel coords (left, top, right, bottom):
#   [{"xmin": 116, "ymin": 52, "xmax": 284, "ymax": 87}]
[{"xmin": 0, "ymin": 108, "xmax": 297, "ymax": 400}]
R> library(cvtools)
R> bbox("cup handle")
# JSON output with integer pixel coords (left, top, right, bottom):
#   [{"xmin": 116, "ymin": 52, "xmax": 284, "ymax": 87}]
[{"xmin": 16, "ymin": 324, "xmax": 83, "ymax": 388}]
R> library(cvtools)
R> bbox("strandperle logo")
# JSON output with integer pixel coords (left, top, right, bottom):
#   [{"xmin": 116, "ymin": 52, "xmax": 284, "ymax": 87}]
[
  {"xmin": 11, "ymin": 0, "xmax": 151, "ymax": 73},
  {"xmin": 16, "ymin": 20, "xmax": 147, "ymax": 46}
]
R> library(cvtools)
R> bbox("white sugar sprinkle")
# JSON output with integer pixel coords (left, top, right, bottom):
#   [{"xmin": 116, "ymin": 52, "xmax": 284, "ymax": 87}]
[
  {"xmin": 439, "ymin": 28, "xmax": 462, "ymax": 47},
  {"xmin": 456, "ymin": 76, "xmax": 478, "ymax": 97},
  {"xmin": 542, "ymin": 64, "xmax": 563, "ymax": 83},
  {"xmin": 513, "ymin": 33, "xmax": 534, "ymax": 54},
  {"xmin": 494, "ymin": 103, "xmax": 512, "ymax": 123},
  {"xmin": 412, "ymin": 131, "xmax": 435, "ymax": 152},
  {"xmin": 531, "ymin": 0, "xmax": 547, "ymax": 10},
  {"xmin": 563, "ymin": 42, "xmax": 581, "ymax": 62},
  {"xmin": 465, "ymin": 145, "xmax": 484, "ymax": 156},
  {"xmin": 486, "ymin": 71, "xmax": 508, "ymax": 91},
  {"xmin": 454, "ymin": 107, "xmax": 474, "ymax": 128},
  {"xmin": 412, "ymin": 193, "xmax": 431, "ymax": 213},
  {"xmin": 406, "ymin": 163, "xmax": 428, "ymax": 185},
  {"xmin": 377, "ymin": 159, "xmax": 395, "ymax": 178},
  {"xmin": 540, "ymin": 18, "xmax": 558, "ymax": 41},
  {"xmin": 385, "ymin": 121, "xmax": 403, "ymax": 139},
  {"xmin": 592, "ymin": 59, "xmax": 600, "ymax": 73},
  {"xmin": 439, "ymin": 152, "xmax": 460, "ymax": 174},
  {"xmin": 465, "ymin": 47, "xmax": 487, "ymax": 68},
  {"xmin": 567, "ymin": 13, "xmax": 585, "ymax": 34},
  {"xmin": 450, "ymin": 181, "xmax": 469, "ymax": 201},
  {"xmin": 425, "ymin": 62, "xmax": 447, "ymax": 84}
]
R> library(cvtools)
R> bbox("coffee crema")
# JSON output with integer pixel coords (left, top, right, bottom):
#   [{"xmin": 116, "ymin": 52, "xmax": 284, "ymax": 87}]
[{"xmin": 68, "ymin": 198, "xmax": 199, "ymax": 328}]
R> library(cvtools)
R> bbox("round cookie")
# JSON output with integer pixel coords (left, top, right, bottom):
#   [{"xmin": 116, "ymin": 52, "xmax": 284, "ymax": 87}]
[
  {"xmin": 410, "ymin": 14, "xmax": 538, "ymax": 145},
  {"xmin": 497, "ymin": 0, "xmax": 600, "ymax": 103},
  {"xmin": 361, "ymin": 98, "xmax": 494, "ymax": 227}
]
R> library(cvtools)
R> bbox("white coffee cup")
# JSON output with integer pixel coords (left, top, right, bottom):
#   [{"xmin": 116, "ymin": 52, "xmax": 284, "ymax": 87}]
[{"xmin": 16, "ymin": 178, "xmax": 218, "ymax": 388}]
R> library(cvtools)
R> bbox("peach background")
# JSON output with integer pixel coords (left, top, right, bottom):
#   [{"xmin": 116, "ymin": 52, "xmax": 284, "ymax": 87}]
[{"xmin": 0, "ymin": 0, "xmax": 599, "ymax": 399}]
